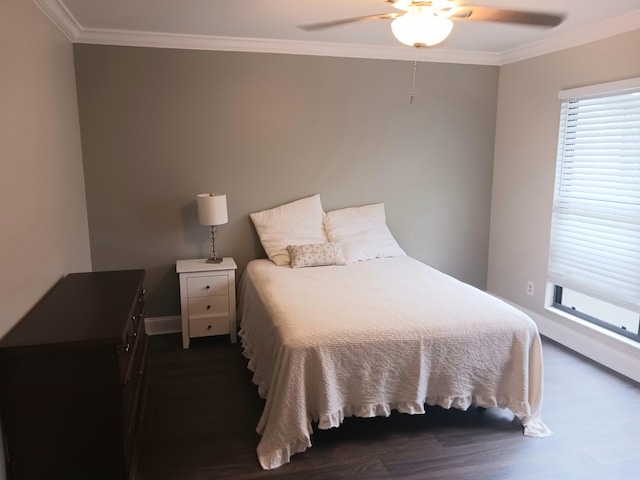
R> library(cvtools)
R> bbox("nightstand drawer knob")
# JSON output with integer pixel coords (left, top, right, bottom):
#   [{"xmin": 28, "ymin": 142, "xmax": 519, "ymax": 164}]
[
  {"xmin": 206, "ymin": 304, "xmax": 211, "ymax": 309},
  {"xmin": 205, "ymin": 285, "xmax": 210, "ymax": 289},
  {"xmin": 207, "ymin": 325, "xmax": 212, "ymax": 330}
]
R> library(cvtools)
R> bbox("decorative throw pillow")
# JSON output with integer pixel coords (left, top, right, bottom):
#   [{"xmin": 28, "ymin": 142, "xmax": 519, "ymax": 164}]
[
  {"xmin": 324, "ymin": 203, "xmax": 406, "ymax": 263},
  {"xmin": 287, "ymin": 243, "xmax": 346, "ymax": 269},
  {"xmin": 249, "ymin": 194, "xmax": 328, "ymax": 266}
]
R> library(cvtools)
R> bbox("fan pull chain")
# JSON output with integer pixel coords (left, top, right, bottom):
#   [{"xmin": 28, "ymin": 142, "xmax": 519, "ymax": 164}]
[
  {"xmin": 410, "ymin": 58, "xmax": 417, "ymax": 104},
  {"xmin": 409, "ymin": 46, "xmax": 421, "ymax": 104}
]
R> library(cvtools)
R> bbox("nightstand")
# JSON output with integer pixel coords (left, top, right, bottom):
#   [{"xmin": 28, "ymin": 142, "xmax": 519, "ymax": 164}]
[{"xmin": 176, "ymin": 258, "xmax": 237, "ymax": 348}]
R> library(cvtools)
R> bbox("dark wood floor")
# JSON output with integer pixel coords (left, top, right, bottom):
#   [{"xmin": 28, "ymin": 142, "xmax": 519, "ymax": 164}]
[{"xmin": 136, "ymin": 334, "xmax": 640, "ymax": 480}]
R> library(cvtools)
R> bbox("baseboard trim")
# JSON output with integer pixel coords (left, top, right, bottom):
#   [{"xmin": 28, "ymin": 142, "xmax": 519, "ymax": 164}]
[
  {"xmin": 145, "ymin": 315, "xmax": 182, "ymax": 336},
  {"xmin": 533, "ymin": 309, "xmax": 640, "ymax": 384},
  {"xmin": 493, "ymin": 296, "xmax": 640, "ymax": 384}
]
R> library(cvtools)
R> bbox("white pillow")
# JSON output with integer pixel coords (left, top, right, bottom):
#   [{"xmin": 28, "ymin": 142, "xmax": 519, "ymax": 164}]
[
  {"xmin": 324, "ymin": 203, "xmax": 406, "ymax": 263},
  {"xmin": 287, "ymin": 243, "xmax": 346, "ymax": 269},
  {"xmin": 250, "ymin": 194, "xmax": 328, "ymax": 266}
]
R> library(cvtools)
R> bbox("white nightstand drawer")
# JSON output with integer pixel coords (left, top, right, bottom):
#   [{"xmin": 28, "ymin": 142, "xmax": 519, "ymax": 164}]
[
  {"xmin": 177, "ymin": 258, "xmax": 237, "ymax": 348},
  {"xmin": 187, "ymin": 275, "xmax": 228, "ymax": 297},
  {"xmin": 187, "ymin": 295, "xmax": 229, "ymax": 317},
  {"xmin": 189, "ymin": 315, "xmax": 230, "ymax": 338}
]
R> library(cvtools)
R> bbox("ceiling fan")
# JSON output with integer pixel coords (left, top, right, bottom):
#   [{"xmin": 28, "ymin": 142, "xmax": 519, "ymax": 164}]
[{"xmin": 299, "ymin": 0, "xmax": 566, "ymax": 48}]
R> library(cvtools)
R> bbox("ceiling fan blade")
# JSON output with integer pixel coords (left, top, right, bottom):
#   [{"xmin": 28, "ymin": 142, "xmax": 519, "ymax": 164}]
[
  {"xmin": 298, "ymin": 13, "xmax": 398, "ymax": 32},
  {"xmin": 450, "ymin": 6, "xmax": 565, "ymax": 27}
]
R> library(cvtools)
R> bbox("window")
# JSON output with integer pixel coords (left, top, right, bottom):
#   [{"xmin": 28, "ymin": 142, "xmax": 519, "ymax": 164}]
[{"xmin": 548, "ymin": 77, "xmax": 640, "ymax": 342}]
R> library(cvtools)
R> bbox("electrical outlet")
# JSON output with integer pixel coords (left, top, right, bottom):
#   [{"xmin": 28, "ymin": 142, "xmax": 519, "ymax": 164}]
[{"xmin": 527, "ymin": 281, "xmax": 535, "ymax": 296}]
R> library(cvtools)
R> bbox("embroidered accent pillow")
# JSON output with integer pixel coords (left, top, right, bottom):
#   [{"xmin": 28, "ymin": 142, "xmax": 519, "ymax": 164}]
[{"xmin": 287, "ymin": 243, "xmax": 346, "ymax": 269}]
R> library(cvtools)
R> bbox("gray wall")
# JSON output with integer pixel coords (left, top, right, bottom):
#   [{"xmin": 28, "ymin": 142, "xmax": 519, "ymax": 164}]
[
  {"xmin": 0, "ymin": 1, "xmax": 92, "ymax": 336},
  {"xmin": 0, "ymin": 1, "xmax": 93, "ymax": 477},
  {"xmin": 488, "ymin": 29, "xmax": 640, "ymax": 380},
  {"xmin": 74, "ymin": 45, "xmax": 499, "ymax": 318}
]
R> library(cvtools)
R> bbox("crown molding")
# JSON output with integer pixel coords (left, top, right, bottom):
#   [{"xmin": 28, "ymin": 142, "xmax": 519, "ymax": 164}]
[
  {"xmin": 501, "ymin": 9, "xmax": 640, "ymax": 64},
  {"xmin": 35, "ymin": 0, "xmax": 640, "ymax": 66},
  {"xmin": 33, "ymin": 0, "xmax": 81, "ymax": 41},
  {"xmin": 74, "ymin": 28, "xmax": 501, "ymax": 65}
]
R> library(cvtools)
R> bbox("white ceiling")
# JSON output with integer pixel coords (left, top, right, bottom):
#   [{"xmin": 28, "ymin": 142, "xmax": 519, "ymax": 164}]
[{"xmin": 36, "ymin": 0, "xmax": 640, "ymax": 65}]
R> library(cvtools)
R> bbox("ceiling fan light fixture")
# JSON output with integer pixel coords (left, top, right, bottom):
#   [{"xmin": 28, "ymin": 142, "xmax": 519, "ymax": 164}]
[
  {"xmin": 390, "ymin": 0, "xmax": 413, "ymax": 10},
  {"xmin": 391, "ymin": 7, "xmax": 454, "ymax": 47}
]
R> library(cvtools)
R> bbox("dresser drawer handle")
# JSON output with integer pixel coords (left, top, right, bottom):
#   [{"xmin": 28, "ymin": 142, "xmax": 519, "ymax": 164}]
[
  {"xmin": 207, "ymin": 325, "xmax": 212, "ymax": 330},
  {"xmin": 205, "ymin": 285, "xmax": 210, "ymax": 289},
  {"xmin": 206, "ymin": 304, "xmax": 211, "ymax": 310}
]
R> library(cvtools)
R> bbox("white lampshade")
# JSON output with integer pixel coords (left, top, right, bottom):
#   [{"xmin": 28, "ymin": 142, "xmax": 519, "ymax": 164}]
[
  {"xmin": 197, "ymin": 193, "xmax": 228, "ymax": 226},
  {"xmin": 391, "ymin": 7, "xmax": 453, "ymax": 47}
]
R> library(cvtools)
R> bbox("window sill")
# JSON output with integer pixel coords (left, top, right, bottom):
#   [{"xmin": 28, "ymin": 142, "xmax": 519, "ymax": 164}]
[
  {"xmin": 544, "ymin": 305, "xmax": 640, "ymax": 351},
  {"xmin": 488, "ymin": 293, "xmax": 640, "ymax": 382}
]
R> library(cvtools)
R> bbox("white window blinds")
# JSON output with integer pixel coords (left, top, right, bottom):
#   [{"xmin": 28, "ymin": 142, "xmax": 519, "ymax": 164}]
[{"xmin": 548, "ymin": 78, "xmax": 640, "ymax": 311}]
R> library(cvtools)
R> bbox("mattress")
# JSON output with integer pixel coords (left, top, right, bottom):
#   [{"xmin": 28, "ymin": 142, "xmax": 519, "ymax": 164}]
[{"xmin": 238, "ymin": 256, "xmax": 551, "ymax": 469}]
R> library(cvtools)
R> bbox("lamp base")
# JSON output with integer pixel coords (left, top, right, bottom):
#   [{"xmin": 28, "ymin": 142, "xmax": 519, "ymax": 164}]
[{"xmin": 206, "ymin": 257, "xmax": 223, "ymax": 264}]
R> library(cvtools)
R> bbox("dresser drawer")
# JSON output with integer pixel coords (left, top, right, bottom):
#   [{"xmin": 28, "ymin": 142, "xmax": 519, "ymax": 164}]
[
  {"xmin": 187, "ymin": 295, "xmax": 229, "ymax": 317},
  {"xmin": 189, "ymin": 315, "xmax": 230, "ymax": 338},
  {"xmin": 122, "ymin": 331, "xmax": 148, "ymax": 435},
  {"xmin": 187, "ymin": 275, "xmax": 228, "ymax": 297},
  {"xmin": 119, "ymin": 300, "xmax": 145, "ymax": 384}
]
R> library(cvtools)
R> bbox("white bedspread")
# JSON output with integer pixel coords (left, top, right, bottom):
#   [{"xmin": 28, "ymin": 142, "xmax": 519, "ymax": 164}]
[{"xmin": 238, "ymin": 256, "xmax": 551, "ymax": 470}]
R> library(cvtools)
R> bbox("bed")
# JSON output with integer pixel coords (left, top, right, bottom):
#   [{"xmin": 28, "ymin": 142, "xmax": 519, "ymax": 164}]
[{"xmin": 239, "ymin": 195, "xmax": 551, "ymax": 470}]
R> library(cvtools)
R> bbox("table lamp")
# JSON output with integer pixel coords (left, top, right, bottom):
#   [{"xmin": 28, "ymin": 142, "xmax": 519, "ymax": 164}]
[{"xmin": 197, "ymin": 193, "xmax": 228, "ymax": 263}]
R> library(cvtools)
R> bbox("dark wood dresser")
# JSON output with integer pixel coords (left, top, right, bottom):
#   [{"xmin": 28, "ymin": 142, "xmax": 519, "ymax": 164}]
[{"xmin": 0, "ymin": 270, "xmax": 148, "ymax": 480}]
